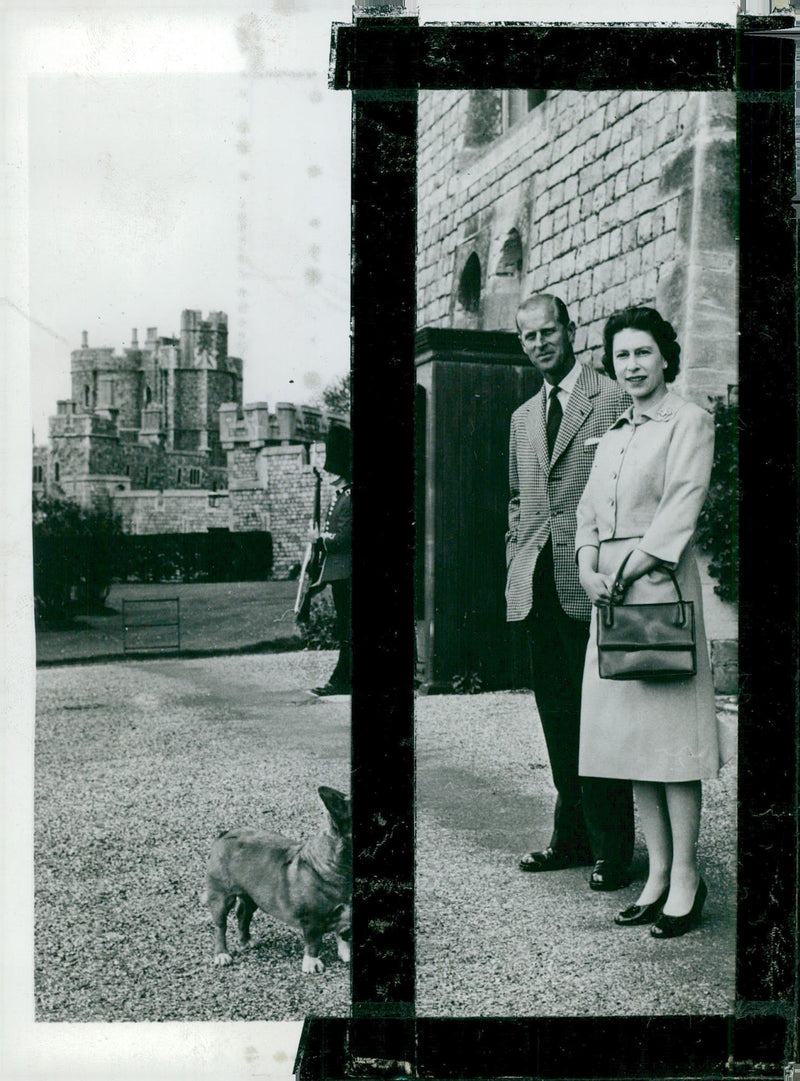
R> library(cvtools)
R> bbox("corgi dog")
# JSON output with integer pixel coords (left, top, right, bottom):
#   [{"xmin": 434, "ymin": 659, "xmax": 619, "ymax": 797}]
[{"xmin": 203, "ymin": 786, "xmax": 351, "ymax": 974}]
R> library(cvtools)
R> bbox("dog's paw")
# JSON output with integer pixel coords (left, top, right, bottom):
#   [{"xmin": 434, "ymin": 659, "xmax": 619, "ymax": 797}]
[
  {"xmin": 213, "ymin": 952, "xmax": 233, "ymax": 967},
  {"xmin": 335, "ymin": 934, "xmax": 351, "ymax": 963},
  {"xmin": 302, "ymin": 954, "xmax": 325, "ymax": 975}
]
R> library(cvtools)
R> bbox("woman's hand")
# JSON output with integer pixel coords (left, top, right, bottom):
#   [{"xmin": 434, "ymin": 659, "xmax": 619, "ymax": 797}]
[
  {"xmin": 580, "ymin": 569, "xmax": 615, "ymax": 606},
  {"xmin": 614, "ymin": 548, "xmax": 662, "ymax": 593}
]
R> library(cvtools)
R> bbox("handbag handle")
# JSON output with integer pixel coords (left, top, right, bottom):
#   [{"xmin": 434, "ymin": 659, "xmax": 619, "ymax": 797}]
[{"xmin": 602, "ymin": 551, "xmax": 688, "ymax": 628}]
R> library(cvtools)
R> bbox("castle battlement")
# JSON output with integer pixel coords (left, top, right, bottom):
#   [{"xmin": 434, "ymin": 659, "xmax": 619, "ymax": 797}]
[
  {"xmin": 50, "ymin": 404, "xmax": 119, "ymax": 439},
  {"xmin": 65, "ymin": 310, "xmax": 243, "ymax": 454},
  {"xmin": 41, "ymin": 309, "xmax": 349, "ymax": 580},
  {"xmin": 219, "ymin": 401, "xmax": 344, "ymax": 450}
]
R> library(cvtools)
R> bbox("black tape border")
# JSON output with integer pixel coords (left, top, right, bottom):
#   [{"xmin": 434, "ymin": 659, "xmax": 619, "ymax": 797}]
[
  {"xmin": 297, "ymin": 15, "xmax": 798, "ymax": 1081},
  {"xmin": 331, "ymin": 22, "xmax": 736, "ymax": 92}
]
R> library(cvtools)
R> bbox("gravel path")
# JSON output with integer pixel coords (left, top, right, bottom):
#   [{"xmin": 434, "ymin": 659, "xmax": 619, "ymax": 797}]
[
  {"xmin": 35, "ymin": 651, "xmax": 350, "ymax": 1022},
  {"xmin": 416, "ymin": 690, "xmax": 737, "ymax": 1016}
]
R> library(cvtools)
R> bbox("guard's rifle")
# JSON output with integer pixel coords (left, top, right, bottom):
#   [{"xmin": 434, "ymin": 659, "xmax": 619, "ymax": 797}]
[{"xmin": 294, "ymin": 467, "xmax": 325, "ymax": 623}]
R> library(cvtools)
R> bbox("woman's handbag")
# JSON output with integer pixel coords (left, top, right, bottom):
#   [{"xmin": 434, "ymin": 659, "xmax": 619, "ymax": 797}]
[{"xmin": 597, "ymin": 552, "xmax": 697, "ymax": 680}]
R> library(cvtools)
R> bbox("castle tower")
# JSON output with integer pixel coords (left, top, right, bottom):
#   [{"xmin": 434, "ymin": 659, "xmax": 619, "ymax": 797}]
[
  {"xmin": 179, "ymin": 310, "xmax": 200, "ymax": 367},
  {"xmin": 173, "ymin": 309, "xmax": 243, "ymax": 460},
  {"xmin": 71, "ymin": 330, "xmax": 140, "ymax": 427},
  {"xmin": 51, "ymin": 311, "xmax": 245, "ymax": 506}
]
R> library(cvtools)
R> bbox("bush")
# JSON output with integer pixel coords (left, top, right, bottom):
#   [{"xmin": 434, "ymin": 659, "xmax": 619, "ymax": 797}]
[
  {"xmin": 696, "ymin": 396, "xmax": 738, "ymax": 604},
  {"xmin": 33, "ymin": 495, "xmax": 124, "ymax": 621},
  {"xmin": 298, "ymin": 589, "xmax": 339, "ymax": 650},
  {"xmin": 120, "ymin": 532, "xmax": 273, "ymax": 583},
  {"xmin": 451, "ymin": 671, "xmax": 484, "ymax": 695}
]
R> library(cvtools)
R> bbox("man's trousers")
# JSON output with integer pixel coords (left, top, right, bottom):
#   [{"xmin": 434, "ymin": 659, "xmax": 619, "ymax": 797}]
[{"xmin": 526, "ymin": 540, "xmax": 634, "ymax": 866}]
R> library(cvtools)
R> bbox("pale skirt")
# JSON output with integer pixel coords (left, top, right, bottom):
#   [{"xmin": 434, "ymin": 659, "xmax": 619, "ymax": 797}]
[{"xmin": 579, "ymin": 537, "xmax": 721, "ymax": 782}]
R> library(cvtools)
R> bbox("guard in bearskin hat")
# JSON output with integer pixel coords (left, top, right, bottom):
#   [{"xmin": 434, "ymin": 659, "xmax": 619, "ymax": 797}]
[{"xmin": 310, "ymin": 423, "xmax": 352, "ymax": 696}]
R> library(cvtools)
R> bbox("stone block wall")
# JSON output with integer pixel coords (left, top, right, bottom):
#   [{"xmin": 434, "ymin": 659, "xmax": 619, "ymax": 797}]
[
  {"xmin": 254, "ymin": 443, "xmax": 332, "ymax": 578},
  {"xmin": 169, "ymin": 369, "xmax": 239, "ymax": 460},
  {"xmin": 179, "ymin": 308, "xmax": 230, "ymax": 368},
  {"xmin": 48, "ymin": 409, "xmax": 93, "ymax": 488},
  {"xmin": 115, "ymin": 360, "xmax": 143, "ymax": 430},
  {"xmin": 418, "ymin": 89, "xmax": 737, "ymax": 405},
  {"xmin": 219, "ymin": 402, "xmax": 272, "ymax": 446},
  {"xmin": 101, "ymin": 440, "xmax": 331, "ymax": 578},
  {"xmin": 206, "ymin": 370, "xmax": 243, "ymax": 456},
  {"xmin": 417, "ymin": 89, "xmax": 738, "ymax": 688},
  {"xmin": 49, "ymin": 406, "xmax": 226, "ymax": 505},
  {"xmin": 105, "ymin": 445, "xmax": 225, "ymax": 491},
  {"xmin": 44, "ymin": 373, "xmax": 347, "ymax": 581},
  {"xmin": 227, "ymin": 444, "xmax": 272, "ymax": 534},
  {"xmin": 172, "ymin": 369, "xmax": 206, "ymax": 451},
  {"xmin": 32, "ymin": 445, "xmax": 48, "ymax": 497},
  {"xmin": 111, "ymin": 490, "xmax": 231, "ymax": 534},
  {"xmin": 71, "ymin": 345, "xmax": 142, "ymax": 427}
]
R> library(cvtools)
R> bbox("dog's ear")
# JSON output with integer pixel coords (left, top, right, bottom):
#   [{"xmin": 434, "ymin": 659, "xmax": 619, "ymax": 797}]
[{"xmin": 318, "ymin": 786, "xmax": 351, "ymax": 835}]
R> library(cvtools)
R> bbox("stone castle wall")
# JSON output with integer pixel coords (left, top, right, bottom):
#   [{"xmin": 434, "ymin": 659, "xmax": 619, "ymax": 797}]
[
  {"xmin": 66, "ymin": 314, "xmax": 245, "ymax": 460},
  {"xmin": 49, "ymin": 407, "xmax": 226, "ymax": 496},
  {"xmin": 111, "ymin": 489, "xmax": 231, "ymax": 534},
  {"xmin": 43, "ymin": 310, "xmax": 348, "ymax": 581},
  {"xmin": 71, "ymin": 346, "xmax": 137, "ymax": 423},
  {"xmin": 44, "ymin": 412, "xmax": 341, "ymax": 579},
  {"xmin": 417, "ymin": 89, "xmax": 737, "ymax": 404},
  {"xmin": 206, "ymin": 370, "xmax": 243, "ymax": 455},
  {"xmin": 260, "ymin": 443, "xmax": 332, "ymax": 578},
  {"xmin": 100, "ymin": 439, "xmax": 332, "ymax": 578},
  {"xmin": 32, "ymin": 445, "xmax": 48, "ymax": 499},
  {"xmin": 171, "ymin": 369, "xmax": 241, "ymax": 452},
  {"xmin": 110, "ymin": 355, "xmax": 143, "ymax": 429},
  {"xmin": 416, "ymin": 89, "xmax": 738, "ymax": 676}
]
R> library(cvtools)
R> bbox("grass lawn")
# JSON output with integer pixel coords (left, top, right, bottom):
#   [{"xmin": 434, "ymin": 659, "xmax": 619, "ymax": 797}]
[{"xmin": 36, "ymin": 580, "xmax": 304, "ymax": 664}]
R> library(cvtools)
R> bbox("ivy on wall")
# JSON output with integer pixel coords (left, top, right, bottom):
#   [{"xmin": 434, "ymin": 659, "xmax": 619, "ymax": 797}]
[{"xmin": 696, "ymin": 396, "xmax": 738, "ymax": 604}]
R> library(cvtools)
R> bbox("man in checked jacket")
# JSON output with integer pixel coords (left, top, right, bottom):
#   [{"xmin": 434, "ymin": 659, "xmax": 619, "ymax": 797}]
[{"xmin": 506, "ymin": 294, "xmax": 634, "ymax": 891}]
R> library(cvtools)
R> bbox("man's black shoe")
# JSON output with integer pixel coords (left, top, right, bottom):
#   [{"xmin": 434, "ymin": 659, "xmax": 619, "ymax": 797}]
[
  {"xmin": 519, "ymin": 846, "xmax": 593, "ymax": 873},
  {"xmin": 310, "ymin": 683, "xmax": 351, "ymax": 697},
  {"xmin": 589, "ymin": 859, "xmax": 632, "ymax": 891}
]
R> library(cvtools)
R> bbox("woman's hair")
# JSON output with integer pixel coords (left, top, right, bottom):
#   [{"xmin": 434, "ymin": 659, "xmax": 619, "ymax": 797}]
[{"xmin": 601, "ymin": 306, "xmax": 681, "ymax": 384}]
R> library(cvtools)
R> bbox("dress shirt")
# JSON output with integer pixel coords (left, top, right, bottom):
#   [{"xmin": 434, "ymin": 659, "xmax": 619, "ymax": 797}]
[{"xmin": 546, "ymin": 358, "xmax": 582, "ymax": 419}]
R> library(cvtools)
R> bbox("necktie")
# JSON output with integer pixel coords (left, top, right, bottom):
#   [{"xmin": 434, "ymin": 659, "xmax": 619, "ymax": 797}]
[{"xmin": 546, "ymin": 385, "xmax": 562, "ymax": 459}]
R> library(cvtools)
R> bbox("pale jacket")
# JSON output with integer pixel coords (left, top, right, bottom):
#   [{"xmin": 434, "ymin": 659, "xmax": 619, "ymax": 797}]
[{"xmin": 575, "ymin": 391, "xmax": 715, "ymax": 567}]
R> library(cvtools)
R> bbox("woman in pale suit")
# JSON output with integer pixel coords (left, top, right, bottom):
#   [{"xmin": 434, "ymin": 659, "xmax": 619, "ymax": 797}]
[{"xmin": 575, "ymin": 307, "xmax": 720, "ymax": 939}]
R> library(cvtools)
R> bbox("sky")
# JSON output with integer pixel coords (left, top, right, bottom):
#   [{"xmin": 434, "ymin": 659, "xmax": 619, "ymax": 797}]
[{"xmin": 27, "ymin": 14, "xmax": 351, "ymax": 442}]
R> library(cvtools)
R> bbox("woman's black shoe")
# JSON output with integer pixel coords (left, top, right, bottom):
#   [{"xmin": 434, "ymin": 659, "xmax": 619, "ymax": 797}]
[
  {"xmin": 650, "ymin": 878, "xmax": 707, "ymax": 939},
  {"xmin": 614, "ymin": 887, "xmax": 669, "ymax": 927}
]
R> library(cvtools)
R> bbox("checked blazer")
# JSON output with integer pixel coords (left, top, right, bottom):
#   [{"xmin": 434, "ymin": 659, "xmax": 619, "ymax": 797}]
[{"xmin": 505, "ymin": 363, "xmax": 629, "ymax": 623}]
